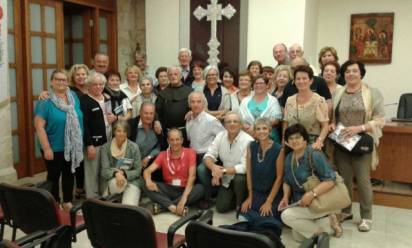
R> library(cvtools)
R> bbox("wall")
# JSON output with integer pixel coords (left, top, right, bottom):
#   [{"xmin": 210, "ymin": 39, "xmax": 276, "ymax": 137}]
[
  {"xmin": 246, "ymin": 0, "xmax": 306, "ymax": 68},
  {"xmin": 117, "ymin": 0, "xmax": 146, "ymax": 74},
  {"xmin": 317, "ymin": 0, "xmax": 412, "ymax": 118},
  {"xmin": 303, "ymin": 0, "xmax": 319, "ymax": 68},
  {"xmin": 146, "ymin": 0, "xmax": 180, "ymax": 70}
]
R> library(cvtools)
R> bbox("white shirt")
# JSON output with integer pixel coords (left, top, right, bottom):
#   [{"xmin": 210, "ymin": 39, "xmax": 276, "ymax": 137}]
[
  {"xmin": 120, "ymin": 83, "xmax": 142, "ymax": 118},
  {"xmin": 186, "ymin": 111, "xmax": 224, "ymax": 154},
  {"xmin": 204, "ymin": 130, "xmax": 254, "ymax": 187}
]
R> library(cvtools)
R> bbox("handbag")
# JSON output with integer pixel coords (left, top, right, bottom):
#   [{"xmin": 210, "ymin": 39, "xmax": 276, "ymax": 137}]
[
  {"xmin": 334, "ymin": 132, "xmax": 374, "ymax": 155},
  {"xmin": 291, "ymin": 151, "xmax": 351, "ymax": 213}
]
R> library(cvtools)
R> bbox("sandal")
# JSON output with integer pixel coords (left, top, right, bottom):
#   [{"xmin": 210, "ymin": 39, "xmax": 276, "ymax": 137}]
[
  {"xmin": 329, "ymin": 214, "xmax": 343, "ymax": 238},
  {"xmin": 338, "ymin": 213, "xmax": 353, "ymax": 223},
  {"xmin": 358, "ymin": 219, "xmax": 372, "ymax": 232},
  {"xmin": 152, "ymin": 203, "xmax": 163, "ymax": 215}
]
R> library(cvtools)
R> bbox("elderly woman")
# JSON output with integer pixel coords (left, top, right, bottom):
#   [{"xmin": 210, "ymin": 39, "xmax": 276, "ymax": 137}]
[
  {"xmin": 191, "ymin": 60, "xmax": 206, "ymax": 92},
  {"xmin": 81, "ymin": 72, "xmax": 117, "ymax": 198},
  {"xmin": 240, "ymin": 118, "xmax": 284, "ymax": 235},
  {"xmin": 283, "ymin": 65, "xmax": 329, "ymax": 150},
  {"xmin": 221, "ymin": 68, "xmax": 238, "ymax": 94},
  {"xmin": 120, "ymin": 65, "xmax": 143, "ymax": 117},
  {"xmin": 331, "ymin": 60, "xmax": 385, "ymax": 232},
  {"xmin": 239, "ymin": 75, "xmax": 282, "ymax": 143},
  {"xmin": 134, "ymin": 77, "xmax": 157, "ymax": 115},
  {"xmin": 322, "ymin": 61, "xmax": 343, "ymax": 99},
  {"xmin": 247, "ymin": 60, "xmax": 263, "ymax": 78},
  {"xmin": 34, "ymin": 69, "xmax": 83, "ymax": 211},
  {"xmin": 203, "ymin": 65, "xmax": 230, "ymax": 120},
  {"xmin": 318, "ymin": 47, "xmax": 344, "ymax": 85},
  {"xmin": 101, "ymin": 120, "xmax": 142, "ymax": 206},
  {"xmin": 272, "ymin": 65, "xmax": 293, "ymax": 104},
  {"xmin": 155, "ymin": 66, "xmax": 169, "ymax": 92},
  {"xmin": 279, "ymin": 124, "xmax": 342, "ymax": 242},
  {"xmin": 229, "ymin": 71, "xmax": 252, "ymax": 112},
  {"xmin": 104, "ymin": 71, "xmax": 132, "ymax": 121}
]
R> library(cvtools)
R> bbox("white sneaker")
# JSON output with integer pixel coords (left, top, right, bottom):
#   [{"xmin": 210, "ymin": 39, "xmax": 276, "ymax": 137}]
[{"xmin": 358, "ymin": 219, "xmax": 372, "ymax": 232}]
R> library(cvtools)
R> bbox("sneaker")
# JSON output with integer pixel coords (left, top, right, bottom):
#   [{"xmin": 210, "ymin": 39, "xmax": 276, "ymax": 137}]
[{"xmin": 358, "ymin": 219, "xmax": 372, "ymax": 232}]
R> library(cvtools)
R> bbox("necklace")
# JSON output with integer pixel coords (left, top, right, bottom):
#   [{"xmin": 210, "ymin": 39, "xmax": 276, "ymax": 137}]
[{"xmin": 257, "ymin": 140, "xmax": 272, "ymax": 163}]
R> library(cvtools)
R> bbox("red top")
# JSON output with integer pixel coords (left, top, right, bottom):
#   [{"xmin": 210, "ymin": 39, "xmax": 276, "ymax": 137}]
[{"xmin": 154, "ymin": 148, "xmax": 196, "ymax": 187}]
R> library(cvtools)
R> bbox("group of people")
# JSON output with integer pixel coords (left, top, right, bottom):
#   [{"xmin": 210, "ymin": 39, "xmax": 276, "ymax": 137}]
[{"xmin": 34, "ymin": 43, "xmax": 385, "ymax": 244}]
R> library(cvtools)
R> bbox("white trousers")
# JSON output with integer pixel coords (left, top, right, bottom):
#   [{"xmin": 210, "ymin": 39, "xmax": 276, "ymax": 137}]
[{"xmin": 106, "ymin": 178, "xmax": 141, "ymax": 206}]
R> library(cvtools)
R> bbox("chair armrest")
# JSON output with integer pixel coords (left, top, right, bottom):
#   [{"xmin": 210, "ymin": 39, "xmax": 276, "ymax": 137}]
[
  {"xmin": 98, "ymin": 193, "xmax": 122, "ymax": 202},
  {"xmin": 70, "ymin": 203, "xmax": 85, "ymax": 242},
  {"xmin": 14, "ymin": 230, "xmax": 47, "ymax": 245},
  {"xmin": 196, "ymin": 209, "xmax": 214, "ymax": 225},
  {"xmin": 167, "ymin": 210, "xmax": 204, "ymax": 248}
]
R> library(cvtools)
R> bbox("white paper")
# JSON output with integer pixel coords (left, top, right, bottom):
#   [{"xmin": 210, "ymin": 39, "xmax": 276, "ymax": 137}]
[{"xmin": 328, "ymin": 123, "xmax": 361, "ymax": 151}]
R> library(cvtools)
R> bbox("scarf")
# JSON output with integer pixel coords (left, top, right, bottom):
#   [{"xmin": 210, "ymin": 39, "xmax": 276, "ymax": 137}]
[
  {"xmin": 50, "ymin": 89, "xmax": 84, "ymax": 173},
  {"xmin": 111, "ymin": 138, "xmax": 128, "ymax": 159}
]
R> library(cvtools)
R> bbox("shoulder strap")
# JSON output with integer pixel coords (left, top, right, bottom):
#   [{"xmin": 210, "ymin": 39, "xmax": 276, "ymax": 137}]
[{"xmin": 307, "ymin": 150, "xmax": 316, "ymax": 176}]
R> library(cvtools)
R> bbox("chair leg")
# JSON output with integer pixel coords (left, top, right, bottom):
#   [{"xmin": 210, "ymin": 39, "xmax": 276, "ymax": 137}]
[
  {"xmin": 11, "ymin": 226, "xmax": 17, "ymax": 241},
  {"xmin": 0, "ymin": 222, "xmax": 4, "ymax": 241}
]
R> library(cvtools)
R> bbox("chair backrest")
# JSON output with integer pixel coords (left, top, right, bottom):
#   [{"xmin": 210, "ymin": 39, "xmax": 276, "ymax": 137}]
[
  {"xmin": 397, "ymin": 93, "xmax": 412, "ymax": 119},
  {"xmin": 82, "ymin": 198, "xmax": 157, "ymax": 248},
  {"xmin": 185, "ymin": 221, "xmax": 277, "ymax": 248},
  {"xmin": 0, "ymin": 183, "xmax": 60, "ymax": 234}
]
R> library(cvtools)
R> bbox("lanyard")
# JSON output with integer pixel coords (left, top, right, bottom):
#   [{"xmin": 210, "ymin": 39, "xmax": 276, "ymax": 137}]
[{"xmin": 166, "ymin": 148, "xmax": 185, "ymax": 175}]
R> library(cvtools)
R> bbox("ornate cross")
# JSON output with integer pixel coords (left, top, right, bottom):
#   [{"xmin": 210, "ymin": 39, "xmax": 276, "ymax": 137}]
[{"xmin": 193, "ymin": 0, "xmax": 236, "ymax": 67}]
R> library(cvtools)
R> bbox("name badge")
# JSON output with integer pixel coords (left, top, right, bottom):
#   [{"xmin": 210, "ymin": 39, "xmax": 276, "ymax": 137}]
[
  {"xmin": 92, "ymin": 107, "xmax": 100, "ymax": 111},
  {"xmin": 113, "ymin": 105, "xmax": 124, "ymax": 115},
  {"xmin": 172, "ymin": 179, "xmax": 181, "ymax": 187}
]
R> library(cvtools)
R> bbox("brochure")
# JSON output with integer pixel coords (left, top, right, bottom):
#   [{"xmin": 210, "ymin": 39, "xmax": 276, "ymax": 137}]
[{"xmin": 328, "ymin": 123, "xmax": 361, "ymax": 151}]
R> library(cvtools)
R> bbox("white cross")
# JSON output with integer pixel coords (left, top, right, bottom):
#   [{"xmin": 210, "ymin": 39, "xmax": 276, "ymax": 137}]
[{"xmin": 193, "ymin": 0, "xmax": 236, "ymax": 67}]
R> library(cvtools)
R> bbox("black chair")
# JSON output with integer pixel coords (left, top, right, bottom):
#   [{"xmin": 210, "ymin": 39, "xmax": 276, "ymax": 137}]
[
  {"xmin": 0, "ymin": 185, "xmax": 12, "ymax": 241},
  {"xmin": 185, "ymin": 221, "xmax": 277, "ymax": 248},
  {"xmin": 397, "ymin": 93, "xmax": 412, "ymax": 119},
  {"xmin": 0, "ymin": 183, "xmax": 85, "ymax": 242},
  {"xmin": 82, "ymin": 198, "xmax": 204, "ymax": 248}
]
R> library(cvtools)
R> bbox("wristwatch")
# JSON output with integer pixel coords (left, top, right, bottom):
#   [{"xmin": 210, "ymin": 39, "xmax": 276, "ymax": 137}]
[
  {"xmin": 222, "ymin": 168, "xmax": 227, "ymax": 174},
  {"xmin": 311, "ymin": 190, "xmax": 318, "ymax": 198}
]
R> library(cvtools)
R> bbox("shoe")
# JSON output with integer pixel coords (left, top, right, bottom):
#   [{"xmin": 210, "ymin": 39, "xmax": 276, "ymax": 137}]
[
  {"xmin": 152, "ymin": 203, "xmax": 163, "ymax": 215},
  {"xmin": 338, "ymin": 213, "xmax": 353, "ymax": 223},
  {"xmin": 198, "ymin": 200, "xmax": 212, "ymax": 210},
  {"xmin": 358, "ymin": 219, "xmax": 372, "ymax": 232},
  {"xmin": 75, "ymin": 189, "xmax": 85, "ymax": 199},
  {"xmin": 316, "ymin": 232, "xmax": 330, "ymax": 248},
  {"xmin": 61, "ymin": 202, "xmax": 73, "ymax": 212},
  {"xmin": 329, "ymin": 214, "xmax": 343, "ymax": 238},
  {"xmin": 298, "ymin": 236, "xmax": 317, "ymax": 248}
]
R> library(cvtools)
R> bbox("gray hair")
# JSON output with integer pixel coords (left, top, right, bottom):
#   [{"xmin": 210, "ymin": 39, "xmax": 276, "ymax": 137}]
[
  {"xmin": 140, "ymin": 102, "xmax": 155, "ymax": 113},
  {"xmin": 254, "ymin": 117, "xmax": 272, "ymax": 132},
  {"xmin": 224, "ymin": 111, "xmax": 243, "ymax": 125},
  {"xmin": 141, "ymin": 76, "xmax": 153, "ymax": 86},
  {"xmin": 203, "ymin": 65, "xmax": 220, "ymax": 81},
  {"xmin": 86, "ymin": 71, "xmax": 107, "ymax": 86},
  {"xmin": 167, "ymin": 65, "xmax": 182, "ymax": 76},
  {"xmin": 178, "ymin": 48, "xmax": 192, "ymax": 57},
  {"xmin": 112, "ymin": 120, "xmax": 130, "ymax": 137},
  {"xmin": 188, "ymin": 91, "xmax": 208, "ymax": 108},
  {"xmin": 167, "ymin": 128, "xmax": 183, "ymax": 139}
]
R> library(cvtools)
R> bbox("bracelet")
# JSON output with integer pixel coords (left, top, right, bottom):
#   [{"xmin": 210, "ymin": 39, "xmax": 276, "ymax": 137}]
[
  {"xmin": 311, "ymin": 190, "xmax": 318, "ymax": 198},
  {"xmin": 361, "ymin": 125, "xmax": 366, "ymax": 132}
]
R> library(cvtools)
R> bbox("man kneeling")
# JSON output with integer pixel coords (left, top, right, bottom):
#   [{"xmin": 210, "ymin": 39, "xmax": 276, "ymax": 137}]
[{"xmin": 143, "ymin": 129, "xmax": 204, "ymax": 216}]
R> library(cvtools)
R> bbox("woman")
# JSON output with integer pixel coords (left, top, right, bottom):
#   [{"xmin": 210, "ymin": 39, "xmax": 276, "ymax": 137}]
[
  {"xmin": 101, "ymin": 120, "xmax": 142, "ymax": 206},
  {"xmin": 229, "ymin": 71, "xmax": 252, "ymax": 112},
  {"xmin": 104, "ymin": 71, "xmax": 132, "ymax": 121},
  {"xmin": 221, "ymin": 68, "xmax": 238, "ymax": 94},
  {"xmin": 263, "ymin": 66, "xmax": 276, "ymax": 95},
  {"xmin": 283, "ymin": 65, "xmax": 329, "ymax": 150},
  {"xmin": 272, "ymin": 65, "xmax": 293, "ymax": 104},
  {"xmin": 191, "ymin": 60, "xmax": 206, "ymax": 92},
  {"xmin": 247, "ymin": 60, "xmax": 263, "ymax": 78},
  {"xmin": 135, "ymin": 77, "xmax": 157, "ymax": 114},
  {"xmin": 322, "ymin": 61, "xmax": 343, "ymax": 99},
  {"xmin": 279, "ymin": 124, "xmax": 342, "ymax": 242},
  {"xmin": 239, "ymin": 75, "xmax": 282, "ymax": 143},
  {"xmin": 331, "ymin": 60, "xmax": 385, "ymax": 232},
  {"xmin": 203, "ymin": 65, "xmax": 230, "ymax": 120},
  {"xmin": 318, "ymin": 47, "xmax": 344, "ymax": 85},
  {"xmin": 240, "ymin": 118, "xmax": 284, "ymax": 235},
  {"xmin": 155, "ymin": 66, "xmax": 169, "ymax": 92},
  {"xmin": 34, "ymin": 69, "xmax": 83, "ymax": 211},
  {"xmin": 81, "ymin": 72, "xmax": 117, "ymax": 199},
  {"xmin": 120, "ymin": 65, "xmax": 142, "ymax": 118}
]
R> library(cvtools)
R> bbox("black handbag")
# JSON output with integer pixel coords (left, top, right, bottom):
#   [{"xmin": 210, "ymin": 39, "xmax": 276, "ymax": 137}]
[{"xmin": 335, "ymin": 132, "xmax": 374, "ymax": 155}]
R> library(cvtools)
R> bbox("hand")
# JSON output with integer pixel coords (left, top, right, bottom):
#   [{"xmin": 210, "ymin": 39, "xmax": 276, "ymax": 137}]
[
  {"xmin": 184, "ymin": 111, "xmax": 193, "ymax": 121},
  {"xmin": 107, "ymin": 113, "xmax": 117, "ymax": 124},
  {"xmin": 241, "ymin": 196, "xmax": 252, "ymax": 213},
  {"xmin": 154, "ymin": 121, "xmax": 162, "ymax": 135},
  {"xmin": 211, "ymin": 165, "xmax": 224, "ymax": 179},
  {"xmin": 278, "ymin": 197, "xmax": 289, "ymax": 211},
  {"xmin": 260, "ymin": 201, "xmax": 273, "ymax": 217},
  {"xmin": 211, "ymin": 176, "xmax": 221, "ymax": 186},
  {"xmin": 176, "ymin": 198, "xmax": 187, "ymax": 215},
  {"xmin": 311, "ymin": 140, "xmax": 324, "ymax": 150},
  {"xmin": 299, "ymin": 192, "xmax": 315, "ymax": 207},
  {"xmin": 87, "ymin": 146, "xmax": 96, "ymax": 160},
  {"xmin": 341, "ymin": 126, "xmax": 362, "ymax": 139},
  {"xmin": 38, "ymin": 91, "xmax": 50, "ymax": 100},
  {"xmin": 142, "ymin": 157, "xmax": 151, "ymax": 168},
  {"xmin": 43, "ymin": 148, "xmax": 54, "ymax": 160},
  {"xmin": 146, "ymin": 180, "xmax": 159, "ymax": 192},
  {"xmin": 115, "ymin": 171, "xmax": 126, "ymax": 187},
  {"xmin": 328, "ymin": 123, "xmax": 336, "ymax": 132}
]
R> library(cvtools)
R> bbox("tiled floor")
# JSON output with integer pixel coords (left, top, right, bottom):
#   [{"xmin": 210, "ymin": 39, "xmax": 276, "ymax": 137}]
[{"xmin": 3, "ymin": 202, "xmax": 412, "ymax": 247}]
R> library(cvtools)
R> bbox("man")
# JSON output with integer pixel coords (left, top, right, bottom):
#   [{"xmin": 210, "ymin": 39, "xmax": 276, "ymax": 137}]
[
  {"xmin": 143, "ymin": 129, "xmax": 204, "ymax": 216},
  {"xmin": 197, "ymin": 112, "xmax": 254, "ymax": 212},
  {"xmin": 178, "ymin": 48, "xmax": 194, "ymax": 86},
  {"xmin": 186, "ymin": 92, "xmax": 225, "ymax": 163},
  {"xmin": 90, "ymin": 53, "xmax": 110, "ymax": 75},
  {"xmin": 135, "ymin": 52, "xmax": 157, "ymax": 86},
  {"xmin": 288, "ymin": 43, "xmax": 304, "ymax": 60},
  {"xmin": 155, "ymin": 66, "xmax": 192, "ymax": 148},
  {"xmin": 272, "ymin": 43, "xmax": 289, "ymax": 67},
  {"xmin": 279, "ymin": 57, "xmax": 332, "ymax": 114}
]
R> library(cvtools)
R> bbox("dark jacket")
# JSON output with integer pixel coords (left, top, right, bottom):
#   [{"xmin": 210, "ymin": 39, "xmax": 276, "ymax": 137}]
[{"xmin": 81, "ymin": 94, "xmax": 110, "ymax": 147}]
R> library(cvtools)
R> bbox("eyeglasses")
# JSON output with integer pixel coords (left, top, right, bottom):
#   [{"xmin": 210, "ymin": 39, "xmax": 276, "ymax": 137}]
[{"xmin": 53, "ymin": 77, "xmax": 67, "ymax": 82}]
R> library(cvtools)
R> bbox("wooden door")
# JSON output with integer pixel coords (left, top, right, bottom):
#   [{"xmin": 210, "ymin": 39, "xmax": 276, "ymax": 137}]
[{"xmin": 190, "ymin": 0, "xmax": 240, "ymax": 73}]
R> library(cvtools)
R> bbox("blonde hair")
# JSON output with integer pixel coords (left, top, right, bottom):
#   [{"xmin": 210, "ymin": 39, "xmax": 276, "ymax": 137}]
[
  {"xmin": 68, "ymin": 64, "xmax": 89, "ymax": 86},
  {"xmin": 50, "ymin": 69, "xmax": 68, "ymax": 81},
  {"xmin": 274, "ymin": 65, "xmax": 293, "ymax": 81},
  {"xmin": 124, "ymin": 65, "xmax": 142, "ymax": 83}
]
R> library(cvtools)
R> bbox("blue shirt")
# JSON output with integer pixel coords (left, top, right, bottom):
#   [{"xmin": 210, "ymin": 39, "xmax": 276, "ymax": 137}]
[
  {"xmin": 284, "ymin": 147, "xmax": 336, "ymax": 203},
  {"xmin": 34, "ymin": 91, "xmax": 83, "ymax": 152},
  {"xmin": 247, "ymin": 96, "xmax": 269, "ymax": 119}
]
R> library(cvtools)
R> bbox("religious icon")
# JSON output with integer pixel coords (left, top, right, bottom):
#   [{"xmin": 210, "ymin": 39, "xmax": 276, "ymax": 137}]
[
  {"xmin": 0, "ymin": 5, "xmax": 4, "ymax": 66},
  {"xmin": 349, "ymin": 13, "xmax": 394, "ymax": 64}
]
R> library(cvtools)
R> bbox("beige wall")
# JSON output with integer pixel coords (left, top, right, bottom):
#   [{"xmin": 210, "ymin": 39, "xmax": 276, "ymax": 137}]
[
  {"xmin": 117, "ymin": 0, "xmax": 146, "ymax": 75},
  {"xmin": 317, "ymin": 0, "xmax": 412, "ymax": 118}
]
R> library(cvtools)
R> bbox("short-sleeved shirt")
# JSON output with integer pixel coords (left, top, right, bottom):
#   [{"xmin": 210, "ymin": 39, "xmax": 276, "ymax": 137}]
[
  {"xmin": 337, "ymin": 90, "xmax": 365, "ymax": 127},
  {"xmin": 154, "ymin": 148, "xmax": 196, "ymax": 187},
  {"xmin": 247, "ymin": 96, "xmax": 269, "ymax": 119},
  {"xmin": 34, "ymin": 91, "xmax": 83, "ymax": 152}
]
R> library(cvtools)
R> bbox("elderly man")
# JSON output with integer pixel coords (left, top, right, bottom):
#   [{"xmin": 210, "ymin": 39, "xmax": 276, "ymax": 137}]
[
  {"xmin": 197, "ymin": 111, "xmax": 254, "ymax": 212},
  {"xmin": 90, "ymin": 53, "xmax": 110, "ymax": 75},
  {"xmin": 135, "ymin": 52, "xmax": 157, "ymax": 86},
  {"xmin": 288, "ymin": 43, "xmax": 304, "ymax": 60},
  {"xmin": 272, "ymin": 43, "xmax": 289, "ymax": 67},
  {"xmin": 143, "ymin": 129, "xmax": 204, "ymax": 216},
  {"xmin": 155, "ymin": 66, "xmax": 192, "ymax": 148},
  {"xmin": 178, "ymin": 48, "xmax": 194, "ymax": 86},
  {"xmin": 186, "ymin": 92, "xmax": 225, "ymax": 163}
]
